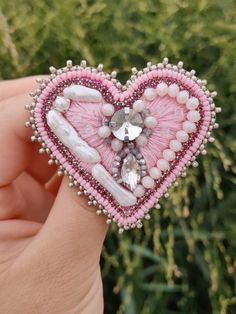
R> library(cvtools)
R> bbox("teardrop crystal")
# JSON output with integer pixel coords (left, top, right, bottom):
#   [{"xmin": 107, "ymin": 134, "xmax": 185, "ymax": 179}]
[{"xmin": 121, "ymin": 153, "xmax": 141, "ymax": 191}]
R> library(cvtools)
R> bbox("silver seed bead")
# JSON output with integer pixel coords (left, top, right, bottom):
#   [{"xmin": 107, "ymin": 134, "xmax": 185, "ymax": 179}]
[
  {"xmin": 132, "ymin": 67, "xmax": 138, "ymax": 74},
  {"xmin": 66, "ymin": 60, "xmax": 73, "ymax": 68},
  {"xmin": 97, "ymin": 64, "xmax": 103, "ymax": 71},
  {"xmin": 177, "ymin": 61, "xmax": 183, "ymax": 68},
  {"xmin": 163, "ymin": 57, "xmax": 168, "ymax": 65},
  {"xmin": 49, "ymin": 66, "xmax": 57, "ymax": 73},
  {"xmin": 80, "ymin": 60, "xmax": 87, "ymax": 68}
]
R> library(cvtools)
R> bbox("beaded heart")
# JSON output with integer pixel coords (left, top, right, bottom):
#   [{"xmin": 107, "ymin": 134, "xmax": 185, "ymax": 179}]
[{"xmin": 26, "ymin": 58, "xmax": 220, "ymax": 233}]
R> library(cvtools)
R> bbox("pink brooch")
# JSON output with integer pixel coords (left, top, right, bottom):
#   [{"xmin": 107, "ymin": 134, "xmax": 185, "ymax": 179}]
[{"xmin": 26, "ymin": 59, "xmax": 220, "ymax": 233}]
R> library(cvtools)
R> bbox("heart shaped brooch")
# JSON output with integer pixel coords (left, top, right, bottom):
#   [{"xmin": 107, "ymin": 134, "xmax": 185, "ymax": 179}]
[{"xmin": 26, "ymin": 58, "xmax": 220, "ymax": 233}]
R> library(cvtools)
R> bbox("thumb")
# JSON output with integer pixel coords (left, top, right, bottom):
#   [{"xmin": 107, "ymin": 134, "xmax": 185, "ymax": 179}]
[
  {"xmin": 30, "ymin": 176, "xmax": 108, "ymax": 267},
  {"xmin": 9, "ymin": 177, "xmax": 107, "ymax": 314}
]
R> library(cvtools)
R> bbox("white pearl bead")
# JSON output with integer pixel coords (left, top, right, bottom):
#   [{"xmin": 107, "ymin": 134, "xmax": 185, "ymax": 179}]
[
  {"xmin": 111, "ymin": 138, "xmax": 123, "ymax": 151},
  {"xmin": 144, "ymin": 88, "xmax": 156, "ymax": 101},
  {"xmin": 136, "ymin": 134, "xmax": 148, "ymax": 147},
  {"xmin": 102, "ymin": 103, "xmax": 115, "ymax": 116},
  {"xmin": 142, "ymin": 176, "xmax": 155, "ymax": 189},
  {"xmin": 176, "ymin": 130, "xmax": 189, "ymax": 142},
  {"xmin": 176, "ymin": 90, "xmax": 189, "ymax": 104},
  {"xmin": 186, "ymin": 97, "xmax": 199, "ymax": 110},
  {"xmin": 156, "ymin": 82, "xmax": 168, "ymax": 97},
  {"xmin": 54, "ymin": 96, "xmax": 70, "ymax": 112},
  {"xmin": 169, "ymin": 140, "xmax": 182, "ymax": 152},
  {"xmin": 133, "ymin": 184, "xmax": 145, "ymax": 197},
  {"xmin": 187, "ymin": 110, "xmax": 200, "ymax": 122},
  {"xmin": 98, "ymin": 125, "xmax": 111, "ymax": 138},
  {"xmin": 157, "ymin": 159, "xmax": 169, "ymax": 171},
  {"xmin": 168, "ymin": 83, "xmax": 179, "ymax": 98},
  {"xmin": 149, "ymin": 167, "xmax": 162, "ymax": 179},
  {"xmin": 163, "ymin": 149, "xmax": 175, "ymax": 161},
  {"xmin": 183, "ymin": 121, "xmax": 196, "ymax": 133},
  {"xmin": 133, "ymin": 100, "xmax": 145, "ymax": 112},
  {"xmin": 144, "ymin": 116, "xmax": 157, "ymax": 128}
]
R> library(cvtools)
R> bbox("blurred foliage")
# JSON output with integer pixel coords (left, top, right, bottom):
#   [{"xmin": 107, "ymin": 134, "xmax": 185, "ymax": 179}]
[{"xmin": 0, "ymin": 0, "xmax": 236, "ymax": 313}]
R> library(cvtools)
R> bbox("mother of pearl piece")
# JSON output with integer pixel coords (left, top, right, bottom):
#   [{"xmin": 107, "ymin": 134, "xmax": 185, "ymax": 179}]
[
  {"xmin": 169, "ymin": 139, "xmax": 182, "ymax": 152},
  {"xmin": 163, "ymin": 149, "xmax": 175, "ymax": 161},
  {"xmin": 142, "ymin": 176, "xmax": 155, "ymax": 189},
  {"xmin": 136, "ymin": 134, "xmax": 148, "ymax": 147},
  {"xmin": 47, "ymin": 109, "xmax": 101, "ymax": 164},
  {"xmin": 156, "ymin": 82, "xmax": 168, "ymax": 97},
  {"xmin": 144, "ymin": 116, "xmax": 157, "ymax": 128},
  {"xmin": 98, "ymin": 125, "xmax": 111, "ymax": 138},
  {"xmin": 149, "ymin": 167, "xmax": 162, "ymax": 179},
  {"xmin": 168, "ymin": 83, "xmax": 180, "ymax": 98},
  {"xmin": 133, "ymin": 99, "xmax": 145, "ymax": 112},
  {"xmin": 157, "ymin": 159, "xmax": 170, "ymax": 171},
  {"xmin": 176, "ymin": 90, "xmax": 189, "ymax": 104},
  {"xmin": 186, "ymin": 97, "xmax": 199, "ymax": 110},
  {"xmin": 187, "ymin": 110, "xmax": 201, "ymax": 122},
  {"xmin": 111, "ymin": 138, "xmax": 123, "ymax": 152},
  {"xmin": 183, "ymin": 121, "xmax": 197, "ymax": 133},
  {"xmin": 133, "ymin": 184, "xmax": 145, "ymax": 197},
  {"xmin": 63, "ymin": 84, "xmax": 103, "ymax": 102},
  {"xmin": 92, "ymin": 164, "xmax": 137, "ymax": 206},
  {"xmin": 53, "ymin": 96, "xmax": 70, "ymax": 112},
  {"xmin": 102, "ymin": 103, "xmax": 115, "ymax": 116},
  {"xmin": 176, "ymin": 130, "xmax": 189, "ymax": 142},
  {"xmin": 144, "ymin": 88, "xmax": 156, "ymax": 101}
]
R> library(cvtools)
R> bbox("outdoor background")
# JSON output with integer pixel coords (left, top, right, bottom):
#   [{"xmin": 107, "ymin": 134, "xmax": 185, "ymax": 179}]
[{"xmin": 0, "ymin": 0, "xmax": 235, "ymax": 313}]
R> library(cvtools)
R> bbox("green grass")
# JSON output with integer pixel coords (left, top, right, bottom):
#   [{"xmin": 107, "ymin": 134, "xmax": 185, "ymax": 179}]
[{"xmin": 0, "ymin": 0, "xmax": 236, "ymax": 313}]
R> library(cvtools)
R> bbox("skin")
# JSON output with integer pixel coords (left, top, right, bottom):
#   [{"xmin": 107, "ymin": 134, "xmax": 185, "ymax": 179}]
[{"xmin": 0, "ymin": 77, "xmax": 108, "ymax": 314}]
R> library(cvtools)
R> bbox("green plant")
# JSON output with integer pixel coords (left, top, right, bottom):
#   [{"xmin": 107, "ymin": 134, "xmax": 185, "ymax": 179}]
[{"xmin": 0, "ymin": 1, "xmax": 235, "ymax": 313}]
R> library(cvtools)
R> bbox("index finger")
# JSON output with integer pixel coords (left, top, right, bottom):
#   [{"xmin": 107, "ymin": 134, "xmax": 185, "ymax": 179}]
[
  {"xmin": 0, "ymin": 93, "xmax": 55, "ymax": 186},
  {"xmin": 0, "ymin": 76, "xmax": 46, "ymax": 102}
]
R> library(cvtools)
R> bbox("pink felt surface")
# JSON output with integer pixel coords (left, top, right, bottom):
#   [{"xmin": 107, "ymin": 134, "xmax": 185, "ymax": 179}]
[
  {"xmin": 65, "ymin": 101, "xmax": 116, "ymax": 173},
  {"xmin": 141, "ymin": 95, "xmax": 187, "ymax": 169}
]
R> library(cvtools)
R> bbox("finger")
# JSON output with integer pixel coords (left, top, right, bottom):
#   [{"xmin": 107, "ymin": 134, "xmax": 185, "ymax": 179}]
[
  {"xmin": 45, "ymin": 173, "xmax": 63, "ymax": 196},
  {"xmin": 0, "ymin": 76, "xmax": 46, "ymax": 102},
  {"xmin": 0, "ymin": 93, "xmax": 55, "ymax": 186},
  {"xmin": 28, "ymin": 177, "xmax": 107, "ymax": 269},
  {"xmin": 0, "ymin": 172, "xmax": 54, "ymax": 223},
  {"xmin": 0, "ymin": 220, "xmax": 41, "ymax": 266},
  {"xmin": 0, "ymin": 219, "xmax": 41, "ymax": 241},
  {"xmin": 26, "ymin": 144, "xmax": 57, "ymax": 184}
]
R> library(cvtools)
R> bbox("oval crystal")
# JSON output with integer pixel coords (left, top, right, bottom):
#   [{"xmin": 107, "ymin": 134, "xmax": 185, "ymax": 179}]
[{"xmin": 121, "ymin": 153, "xmax": 141, "ymax": 191}]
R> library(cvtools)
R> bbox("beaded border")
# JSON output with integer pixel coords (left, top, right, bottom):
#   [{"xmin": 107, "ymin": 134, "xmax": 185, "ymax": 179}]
[{"xmin": 25, "ymin": 58, "xmax": 220, "ymax": 233}]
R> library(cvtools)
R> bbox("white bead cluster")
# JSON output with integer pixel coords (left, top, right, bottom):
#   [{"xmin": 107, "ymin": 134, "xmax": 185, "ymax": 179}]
[{"xmin": 141, "ymin": 83, "xmax": 201, "ymax": 187}]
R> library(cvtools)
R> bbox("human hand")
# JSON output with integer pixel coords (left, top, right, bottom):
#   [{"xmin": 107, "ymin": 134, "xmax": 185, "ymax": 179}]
[{"xmin": 0, "ymin": 77, "xmax": 108, "ymax": 314}]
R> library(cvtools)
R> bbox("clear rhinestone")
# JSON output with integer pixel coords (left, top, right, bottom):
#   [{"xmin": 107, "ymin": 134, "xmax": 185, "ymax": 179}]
[
  {"xmin": 110, "ymin": 107, "xmax": 143, "ymax": 141},
  {"xmin": 121, "ymin": 153, "xmax": 141, "ymax": 191}
]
